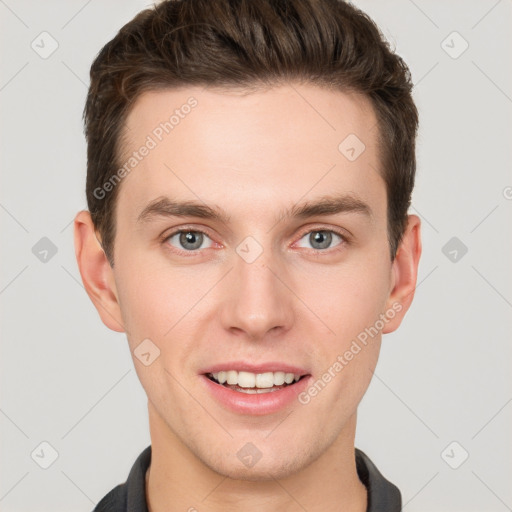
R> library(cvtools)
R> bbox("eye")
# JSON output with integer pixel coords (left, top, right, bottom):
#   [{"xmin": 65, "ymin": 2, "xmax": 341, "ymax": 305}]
[
  {"xmin": 162, "ymin": 227, "xmax": 347, "ymax": 255},
  {"xmin": 165, "ymin": 229, "xmax": 214, "ymax": 252},
  {"xmin": 295, "ymin": 229, "xmax": 346, "ymax": 251}
]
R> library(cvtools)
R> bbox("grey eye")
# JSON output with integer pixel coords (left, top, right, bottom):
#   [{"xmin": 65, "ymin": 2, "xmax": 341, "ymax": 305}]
[
  {"xmin": 167, "ymin": 231, "xmax": 212, "ymax": 251},
  {"xmin": 296, "ymin": 230, "xmax": 343, "ymax": 250}
]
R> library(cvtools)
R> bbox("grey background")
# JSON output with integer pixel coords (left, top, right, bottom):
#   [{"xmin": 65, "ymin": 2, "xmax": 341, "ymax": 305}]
[{"xmin": 1, "ymin": 1, "xmax": 511, "ymax": 510}]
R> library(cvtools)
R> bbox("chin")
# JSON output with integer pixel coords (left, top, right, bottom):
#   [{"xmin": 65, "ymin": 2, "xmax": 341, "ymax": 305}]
[
  {"xmin": 194, "ymin": 436, "xmax": 321, "ymax": 482},
  {"xmin": 206, "ymin": 455, "xmax": 306, "ymax": 482}
]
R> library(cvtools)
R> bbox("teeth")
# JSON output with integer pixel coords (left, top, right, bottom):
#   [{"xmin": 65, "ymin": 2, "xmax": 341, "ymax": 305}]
[
  {"xmin": 209, "ymin": 370, "xmax": 302, "ymax": 388},
  {"xmin": 255, "ymin": 372, "xmax": 274, "ymax": 388},
  {"xmin": 238, "ymin": 371, "xmax": 256, "ymax": 388},
  {"xmin": 226, "ymin": 370, "xmax": 237, "ymax": 385},
  {"xmin": 273, "ymin": 371, "xmax": 285, "ymax": 385},
  {"xmin": 284, "ymin": 373, "xmax": 294, "ymax": 384},
  {"xmin": 235, "ymin": 387, "xmax": 281, "ymax": 394}
]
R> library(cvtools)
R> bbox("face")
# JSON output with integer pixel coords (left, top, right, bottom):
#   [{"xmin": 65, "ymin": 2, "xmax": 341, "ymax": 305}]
[{"xmin": 83, "ymin": 83, "xmax": 416, "ymax": 480}]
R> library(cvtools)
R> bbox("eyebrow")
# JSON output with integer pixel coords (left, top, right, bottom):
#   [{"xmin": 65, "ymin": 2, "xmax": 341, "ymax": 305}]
[{"xmin": 136, "ymin": 193, "xmax": 372, "ymax": 225}]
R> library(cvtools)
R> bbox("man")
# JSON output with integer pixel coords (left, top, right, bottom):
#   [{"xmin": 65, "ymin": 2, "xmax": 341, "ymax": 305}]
[{"xmin": 74, "ymin": 0, "xmax": 421, "ymax": 510}]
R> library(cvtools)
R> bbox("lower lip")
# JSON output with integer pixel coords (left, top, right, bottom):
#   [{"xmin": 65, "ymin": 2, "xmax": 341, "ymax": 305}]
[{"xmin": 200, "ymin": 374, "xmax": 312, "ymax": 416}]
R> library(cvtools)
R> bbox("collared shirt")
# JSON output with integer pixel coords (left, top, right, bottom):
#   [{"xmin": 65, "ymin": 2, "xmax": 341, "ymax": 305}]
[{"xmin": 92, "ymin": 445, "xmax": 401, "ymax": 511}]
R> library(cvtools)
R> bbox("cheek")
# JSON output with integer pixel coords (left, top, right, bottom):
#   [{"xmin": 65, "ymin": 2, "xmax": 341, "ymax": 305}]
[
  {"xmin": 113, "ymin": 251, "xmax": 182, "ymax": 345},
  {"xmin": 296, "ymin": 256, "xmax": 391, "ymax": 342},
  {"xmin": 115, "ymin": 229, "xmax": 392, "ymax": 349},
  {"xmin": 113, "ymin": 254, "xmax": 201, "ymax": 403},
  {"xmin": 114, "ymin": 249, "xmax": 221, "ymax": 367}
]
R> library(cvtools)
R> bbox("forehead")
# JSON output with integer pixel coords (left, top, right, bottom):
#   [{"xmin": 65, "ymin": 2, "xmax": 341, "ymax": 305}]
[{"xmin": 117, "ymin": 83, "xmax": 384, "ymax": 222}]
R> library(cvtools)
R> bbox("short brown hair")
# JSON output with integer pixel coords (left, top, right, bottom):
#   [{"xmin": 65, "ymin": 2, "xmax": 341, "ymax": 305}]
[{"xmin": 84, "ymin": 0, "xmax": 418, "ymax": 266}]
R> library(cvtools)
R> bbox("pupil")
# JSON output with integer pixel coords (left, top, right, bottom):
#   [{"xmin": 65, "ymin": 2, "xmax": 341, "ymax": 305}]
[
  {"xmin": 180, "ymin": 231, "xmax": 203, "ymax": 250},
  {"xmin": 311, "ymin": 231, "xmax": 331, "ymax": 249}
]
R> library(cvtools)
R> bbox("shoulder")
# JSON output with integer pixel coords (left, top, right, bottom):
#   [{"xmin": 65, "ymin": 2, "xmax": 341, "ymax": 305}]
[
  {"xmin": 91, "ymin": 445, "xmax": 152, "ymax": 512},
  {"xmin": 92, "ymin": 483, "xmax": 127, "ymax": 512},
  {"xmin": 355, "ymin": 448, "xmax": 402, "ymax": 512}
]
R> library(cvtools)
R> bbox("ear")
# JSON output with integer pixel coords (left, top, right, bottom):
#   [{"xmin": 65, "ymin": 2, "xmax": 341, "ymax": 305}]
[
  {"xmin": 73, "ymin": 210, "xmax": 125, "ymax": 332},
  {"xmin": 382, "ymin": 214, "xmax": 422, "ymax": 334}
]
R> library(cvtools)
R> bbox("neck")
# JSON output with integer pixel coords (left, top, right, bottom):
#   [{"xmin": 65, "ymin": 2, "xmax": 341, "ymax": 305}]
[{"xmin": 145, "ymin": 403, "xmax": 367, "ymax": 512}]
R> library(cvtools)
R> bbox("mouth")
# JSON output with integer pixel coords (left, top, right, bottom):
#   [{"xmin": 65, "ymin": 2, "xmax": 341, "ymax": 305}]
[
  {"xmin": 205, "ymin": 370, "xmax": 308, "ymax": 394},
  {"xmin": 200, "ymin": 363, "xmax": 312, "ymax": 415}
]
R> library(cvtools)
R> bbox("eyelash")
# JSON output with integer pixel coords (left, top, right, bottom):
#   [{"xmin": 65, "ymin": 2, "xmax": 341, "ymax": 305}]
[{"xmin": 160, "ymin": 225, "xmax": 350, "ymax": 257}]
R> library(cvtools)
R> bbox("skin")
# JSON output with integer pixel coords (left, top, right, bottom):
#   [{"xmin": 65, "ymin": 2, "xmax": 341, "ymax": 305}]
[{"xmin": 74, "ymin": 83, "xmax": 421, "ymax": 512}]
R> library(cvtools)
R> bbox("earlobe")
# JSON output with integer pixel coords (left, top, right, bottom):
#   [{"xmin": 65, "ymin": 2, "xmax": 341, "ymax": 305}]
[
  {"xmin": 73, "ymin": 210, "xmax": 125, "ymax": 333},
  {"xmin": 382, "ymin": 214, "xmax": 422, "ymax": 334}
]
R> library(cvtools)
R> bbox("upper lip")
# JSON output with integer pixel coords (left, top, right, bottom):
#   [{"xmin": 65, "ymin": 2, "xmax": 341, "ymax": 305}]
[{"xmin": 200, "ymin": 361, "xmax": 310, "ymax": 376}]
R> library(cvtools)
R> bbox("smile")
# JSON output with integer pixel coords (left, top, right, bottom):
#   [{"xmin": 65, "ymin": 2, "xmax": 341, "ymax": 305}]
[
  {"xmin": 201, "ymin": 368, "xmax": 311, "ymax": 415},
  {"xmin": 207, "ymin": 370, "xmax": 303, "ymax": 394}
]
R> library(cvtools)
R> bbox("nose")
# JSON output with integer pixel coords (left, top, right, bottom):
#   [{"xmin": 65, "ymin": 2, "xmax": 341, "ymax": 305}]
[{"xmin": 220, "ymin": 248, "xmax": 295, "ymax": 341}]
